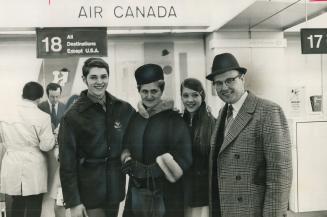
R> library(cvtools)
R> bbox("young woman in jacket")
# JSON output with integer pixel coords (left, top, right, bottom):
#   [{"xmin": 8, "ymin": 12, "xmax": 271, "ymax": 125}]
[{"xmin": 180, "ymin": 78, "xmax": 216, "ymax": 217}]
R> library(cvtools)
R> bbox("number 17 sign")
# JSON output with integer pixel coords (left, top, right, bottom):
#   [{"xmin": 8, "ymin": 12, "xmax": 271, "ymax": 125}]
[
  {"xmin": 301, "ymin": 28, "xmax": 327, "ymax": 54},
  {"xmin": 36, "ymin": 27, "xmax": 107, "ymax": 58}
]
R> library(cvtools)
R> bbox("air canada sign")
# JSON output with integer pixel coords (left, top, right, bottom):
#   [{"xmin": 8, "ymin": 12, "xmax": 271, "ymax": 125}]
[
  {"xmin": 77, "ymin": 4, "xmax": 177, "ymax": 20},
  {"xmin": 113, "ymin": 6, "xmax": 177, "ymax": 18},
  {"xmin": 0, "ymin": 0, "xmax": 210, "ymax": 27}
]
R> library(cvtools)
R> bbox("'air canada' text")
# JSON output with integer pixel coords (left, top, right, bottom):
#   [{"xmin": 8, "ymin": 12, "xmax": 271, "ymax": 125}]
[{"xmin": 114, "ymin": 6, "xmax": 177, "ymax": 18}]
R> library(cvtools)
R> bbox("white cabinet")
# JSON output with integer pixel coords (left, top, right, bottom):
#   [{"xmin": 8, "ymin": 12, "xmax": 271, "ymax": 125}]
[{"xmin": 289, "ymin": 119, "xmax": 327, "ymax": 212}]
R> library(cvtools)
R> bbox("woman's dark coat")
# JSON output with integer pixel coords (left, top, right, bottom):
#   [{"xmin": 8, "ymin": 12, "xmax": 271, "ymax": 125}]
[
  {"xmin": 183, "ymin": 103, "xmax": 216, "ymax": 207},
  {"xmin": 58, "ymin": 90, "xmax": 135, "ymax": 209},
  {"xmin": 123, "ymin": 102, "xmax": 192, "ymax": 217}
]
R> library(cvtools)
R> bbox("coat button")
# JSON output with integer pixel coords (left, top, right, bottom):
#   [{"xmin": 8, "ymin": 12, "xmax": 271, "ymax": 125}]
[
  {"xmin": 234, "ymin": 154, "xmax": 240, "ymax": 159},
  {"xmin": 236, "ymin": 175, "xmax": 241, "ymax": 180},
  {"xmin": 237, "ymin": 196, "xmax": 243, "ymax": 202}
]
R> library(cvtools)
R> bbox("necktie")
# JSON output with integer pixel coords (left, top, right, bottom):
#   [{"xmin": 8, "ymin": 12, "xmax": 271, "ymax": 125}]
[
  {"xmin": 51, "ymin": 103, "xmax": 57, "ymax": 128},
  {"xmin": 224, "ymin": 104, "xmax": 233, "ymax": 135}
]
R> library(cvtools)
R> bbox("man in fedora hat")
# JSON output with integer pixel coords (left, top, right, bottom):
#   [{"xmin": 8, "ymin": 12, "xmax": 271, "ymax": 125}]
[{"xmin": 207, "ymin": 53, "xmax": 292, "ymax": 217}]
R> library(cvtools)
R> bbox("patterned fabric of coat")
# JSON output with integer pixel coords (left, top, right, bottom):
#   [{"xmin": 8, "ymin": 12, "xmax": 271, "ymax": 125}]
[{"xmin": 209, "ymin": 92, "xmax": 292, "ymax": 217}]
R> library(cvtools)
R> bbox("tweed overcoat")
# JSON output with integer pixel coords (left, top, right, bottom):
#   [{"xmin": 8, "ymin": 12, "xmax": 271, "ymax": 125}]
[{"xmin": 209, "ymin": 92, "xmax": 292, "ymax": 217}]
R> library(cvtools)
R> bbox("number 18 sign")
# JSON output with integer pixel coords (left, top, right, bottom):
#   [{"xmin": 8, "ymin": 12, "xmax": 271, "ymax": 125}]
[
  {"xmin": 301, "ymin": 28, "xmax": 327, "ymax": 54},
  {"xmin": 36, "ymin": 27, "xmax": 107, "ymax": 58}
]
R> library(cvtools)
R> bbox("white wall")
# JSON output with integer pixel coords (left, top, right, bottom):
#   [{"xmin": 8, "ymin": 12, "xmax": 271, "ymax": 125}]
[
  {"xmin": 205, "ymin": 31, "xmax": 326, "ymax": 119},
  {"xmin": 0, "ymin": 35, "xmax": 206, "ymax": 111},
  {"xmin": 0, "ymin": 37, "xmax": 42, "ymax": 106}
]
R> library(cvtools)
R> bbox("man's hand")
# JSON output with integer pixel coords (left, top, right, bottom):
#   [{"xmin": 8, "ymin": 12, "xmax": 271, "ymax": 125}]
[{"xmin": 70, "ymin": 204, "xmax": 88, "ymax": 217}]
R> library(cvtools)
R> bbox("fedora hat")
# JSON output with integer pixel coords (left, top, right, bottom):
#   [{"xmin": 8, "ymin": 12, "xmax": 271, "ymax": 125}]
[{"xmin": 206, "ymin": 53, "xmax": 247, "ymax": 81}]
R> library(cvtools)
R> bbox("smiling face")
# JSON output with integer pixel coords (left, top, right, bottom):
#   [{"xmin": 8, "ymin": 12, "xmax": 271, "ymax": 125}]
[
  {"xmin": 139, "ymin": 82, "xmax": 163, "ymax": 108},
  {"xmin": 83, "ymin": 67, "xmax": 109, "ymax": 98},
  {"xmin": 213, "ymin": 70, "xmax": 245, "ymax": 104},
  {"xmin": 181, "ymin": 87, "xmax": 202, "ymax": 114}
]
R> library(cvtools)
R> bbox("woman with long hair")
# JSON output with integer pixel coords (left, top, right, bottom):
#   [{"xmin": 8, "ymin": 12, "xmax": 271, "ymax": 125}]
[{"xmin": 181, "ymin": 78, "xmax": 216, "ymax": 217}]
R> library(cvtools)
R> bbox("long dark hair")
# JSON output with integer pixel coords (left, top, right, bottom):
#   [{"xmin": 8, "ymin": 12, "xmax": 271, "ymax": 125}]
[{"xmin": 181, "ymin": 78, "xmax": 215, "ymax": 156}]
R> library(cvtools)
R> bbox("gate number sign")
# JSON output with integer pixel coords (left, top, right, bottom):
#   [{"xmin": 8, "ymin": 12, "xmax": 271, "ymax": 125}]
[
  {"xmin": 36, "ymin": 27, "xmax": 107, "ymax": 58},
  {"xmin": 301, "ymin": 28, "xmax": 327, "ymax": 54}
]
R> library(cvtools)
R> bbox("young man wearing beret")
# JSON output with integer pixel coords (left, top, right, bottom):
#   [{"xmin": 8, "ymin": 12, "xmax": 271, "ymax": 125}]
[
  {"xmin": 207, "ymin": 53, "xmax": 292, "ymax": 217},
  {"xmin": 58, "ymin": 58, "xmax": 135, "ymax": 217}
]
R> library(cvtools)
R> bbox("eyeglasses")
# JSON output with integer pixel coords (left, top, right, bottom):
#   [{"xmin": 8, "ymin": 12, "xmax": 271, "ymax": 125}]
[{"xmin": 213, "ymin": 74, "xmax": 242, "ymax": 87}]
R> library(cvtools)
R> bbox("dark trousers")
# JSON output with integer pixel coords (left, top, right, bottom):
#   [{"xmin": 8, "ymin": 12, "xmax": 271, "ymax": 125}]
[
  {"xmin": 87, "ymin": 203, "xmax": 119, "ymax": 217},
  {"xmin": 6, "ymin": 194, "xmax": 43, "ymax": 217}
]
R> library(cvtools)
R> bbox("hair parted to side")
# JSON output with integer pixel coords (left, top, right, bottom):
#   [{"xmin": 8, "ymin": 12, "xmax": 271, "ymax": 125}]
[
  {"xmin": 46, "ymin": 83, "xmax": 62, "ymax": 96},
  {"xmin": 82, "ymin": 58, "xmax": 109, "ymax": 77},
  {"xmin": 137, "ymin": 80, "xmax": 165, "ymax": 92},
  {"xmin": 180, "ymin": 78, "xmax": 205, "ymax": 101},
  {"xmin": 22, "ymin": 81, "xmax": 44, "ymax": 101}
]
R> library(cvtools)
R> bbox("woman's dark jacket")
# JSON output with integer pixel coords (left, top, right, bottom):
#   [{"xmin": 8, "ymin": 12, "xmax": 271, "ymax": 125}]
[
  {"xmin": 182, "ymin": 103, "xmax": 216, "ymax": 207},
  {"xmin": 58, "ymin": 90, "xmax": 135, "ymax": 209},
  {"xmin": 123, "ymin": 101, "xmax": 192, "ymax": 217}
]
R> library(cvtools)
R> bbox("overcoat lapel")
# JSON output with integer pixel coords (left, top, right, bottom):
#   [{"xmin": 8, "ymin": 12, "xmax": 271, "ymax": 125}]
[
  {"xmin": 219, "ymin": 92, "xmax": 258, "ymax": 154},
  {"xmin": 210, "ymin": 104, "xmax": 227, "ymax": 148}
]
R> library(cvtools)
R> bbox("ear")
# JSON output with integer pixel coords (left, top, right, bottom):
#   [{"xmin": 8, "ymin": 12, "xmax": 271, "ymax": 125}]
[
  {"xmin": 240, "ymin": 74, "xmax": 245, "ymax": 82},
  {"xmin": 82, "ymin": 76, "xmax": 87, "ymax": 85},
  {"xmin": 159, "ymin": 90, "xmax": 164, "ymax": 97}
]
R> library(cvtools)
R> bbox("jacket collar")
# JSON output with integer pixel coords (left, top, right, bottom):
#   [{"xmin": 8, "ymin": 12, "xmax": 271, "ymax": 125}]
[
  {"xmin": 219, "ymin": 91, "xmax": 257, "ymax": 153},
  {"xmin": 77, "ymin": 90, "xmax": 119, "ymax": 113},
  {"xmin": 137, "ymin": 99, "xmax": 174, "ymax": 119}
]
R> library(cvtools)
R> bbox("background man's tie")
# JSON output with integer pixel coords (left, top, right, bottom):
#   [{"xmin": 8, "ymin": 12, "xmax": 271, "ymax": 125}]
[{"xmin": 51, "ymin": 103, "xmax": 58, "ymax": 129}]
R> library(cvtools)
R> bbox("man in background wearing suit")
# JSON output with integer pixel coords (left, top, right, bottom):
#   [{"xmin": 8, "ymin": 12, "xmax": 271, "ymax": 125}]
[
  {"xmin": 207, "ymin": 53, "xmax": 292, "ymax": 217},
  {"xmin": 38, "ymin": 82, "xmax": 65, "ymax": 130},
  {"xmin": 38, "ymin": 82, "xmax": 65, "ymax": 217}
]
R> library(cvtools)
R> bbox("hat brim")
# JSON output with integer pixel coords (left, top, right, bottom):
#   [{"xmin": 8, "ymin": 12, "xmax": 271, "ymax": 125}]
[{"xmin": 206, "ymin": 67, "xmax": 247, "ymax": 81}]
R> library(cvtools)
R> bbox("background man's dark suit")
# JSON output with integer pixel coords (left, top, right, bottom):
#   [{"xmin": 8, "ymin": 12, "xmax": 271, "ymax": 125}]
[{"xmin": 38, "ymin": 101, "xmax": 65, "ymax": 128}]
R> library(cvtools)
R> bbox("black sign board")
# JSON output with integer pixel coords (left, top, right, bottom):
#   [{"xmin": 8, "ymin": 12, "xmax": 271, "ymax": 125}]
[
  {"xmin": 36, "ymin": 27, "xmax": 107, "ymax": 58},
  {"xmin": 301, "ymin": 28, "xmax": 327, "ymax": 54}
]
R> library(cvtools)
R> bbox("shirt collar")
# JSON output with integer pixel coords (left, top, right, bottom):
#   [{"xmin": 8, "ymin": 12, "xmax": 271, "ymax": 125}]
[
  {"xmin": 87, "ymin": 91, "xmax": 107, "ymax": 111},
  {"xmin": 47, "ymin": 100, "xmax": 59, "ymax": 112},
  {"xmin": 230, "ymin": 91, "xmax": 248, "ymax": 118},
  {"xmin": 47, "ymin": 99, "xmax": 58, "ymax": 106},
  {"xmin": 87, "ymin": 92, "xmax": 106, "ymax": 104}
]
